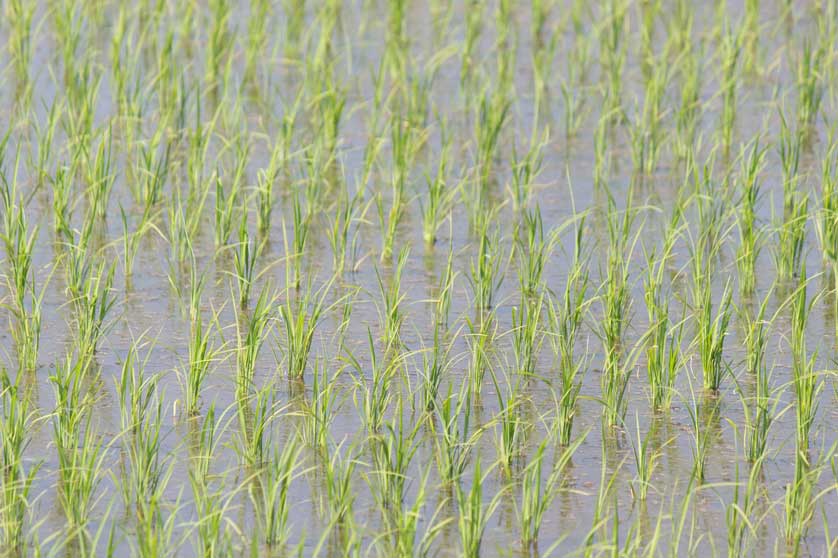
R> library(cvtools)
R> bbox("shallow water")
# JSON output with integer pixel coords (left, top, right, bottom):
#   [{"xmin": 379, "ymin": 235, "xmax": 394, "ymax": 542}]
[{"xmin": 1, "ymin": 1, "xmax": 837, "ymax": 557}]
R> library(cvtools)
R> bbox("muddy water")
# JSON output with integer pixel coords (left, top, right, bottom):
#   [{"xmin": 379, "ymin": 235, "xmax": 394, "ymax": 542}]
[{"xmin": 1, "ymin": 1, "xmax": 837, "ymax": 557}]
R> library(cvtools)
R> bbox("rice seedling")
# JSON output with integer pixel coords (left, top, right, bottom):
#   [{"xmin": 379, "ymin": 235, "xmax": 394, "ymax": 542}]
[
  {"xmin": 286, "ymin": 187, "xmax": 311, "ymax": 290},
  {"xmin": 249, "ymin": 433, "xmax": 305, "ymax": 550},
  {"xmin": 50, "ymin": 354, "xmax": 107, "ymax": 536},
  {"xmin": 382, "ymin": 463, "xmax": 447, "ymax": 558},
  {"xmin": 365, "ymin": 403, "xmax": 440, "ymax": 556},
  {"xmin": 231, "ymin": 214, "xmax": 262, "ymax": 309},
  {"xmin": 474, "ymin": 91, "xmax": 510, "ymax": 195},
  {"xmin": 375, "ymin": 248, "xmax": 409, "ymax": 353},
  {"xmin": 818, "ymin": 140, "xmax": 838, "ymax": 265},
  {"xmin": 643, "ymin": 209, "xmax": 685, "ymax": 410},
  {"xmin": 508, "ymin": 132, "xmax": 546, "ymax": 215},
  {"xmin": 347, "ymin": 329, "xmax": 401, "ymax": 435},
  {"xmin": 244, "ymin": 0, "xmax": 271, "ymax": 85},
  {"xmin": 494, "ymin": 0, "xmax": 516, "ymax": 103},
  {"xmin": 434, "ymin": 382, "xmax": 478, "ymax": 488},
  {"xmin": 187, "ymin": 408, "xmax": 234, "ymax": 557},
  {"xmin": 789, "ymin": 275, "xmax": 822, "ymax": 453},
  {"xmin": 630, "ymin": 55, "xmax": 669, "ymax": 179},
  {"xmin": 467, "ymin": 214, "xmax": 506, "ymax": 325},
  {"xmin": 599, "ymin": 0, "xmax": 628, "ymax": 120},
  {"xmin": 119, "ymin": 200, "xmax": 159, "ymax": 289},
  {"xmin": 255, "ymin": 124, "xmax": 289, "ymax": 239},
  {"xmin": 420, "ymin": 316, "xmax": 453, "ymax": 414},
  {"xmin": 420, "ymin": 139, "xmax": 457, "ymax": 247},
  {"xmin": 774, "ymin": 192, "xmax": 809, "ymax": 285},
  {"xmin": 1, "ymin": 174, "xmax": 50, "ymax": 375},
  {"xmin": 299, "ymin": 359, "xmax": 342, "ymax": 454},
  {"xmin": 456, "ymin": 458, "xmax": 504, "ymax": 558},
  {"xmin": 784, "ymin": 446, "xmax": 834, "ymax": 553},
  {"xmin": 205, "ymin": 0, "xmax": 233, "ymax": 95},
  {"xmin": 719, "ymin": 22, "xmax": 742, "ymax": 157},
  {"xmin": 320, "ymin": 443, "xmax": 357, "ymax": 530},
  {"xmin": 599, "ymin": 189, "xmax": 638, "ymax": 425},
  {"xmin": 1, "ymin": 158, "xmax": 35, "ymax": 301},
  {"xmin": 70, "ymin": 257, "xmax": 117, "ymax": 362},
  {"xmin": 31, "ymin": 101, "xmax": 62, "ymax": 189},
  {"xmin": 234, "ymin": 285, "xmax": 274, "ymax": 403},
  {"xmin": 51, "ymin": 164, "xmax": 75, "ymax": 245},
  {"xmin": 281, "ymin": 0, "xmax": 306, "ymax": 59},
  {"xmin": 736, "ymin": 139, "xmax": 767, "ymax": 297},
  {"xmin": 547, "ymin": 216, "xmax": 590, "ymax": 444},
  {"xmin": 84, "ymin": 130, "xmax": 116, "ymax": 222},
  {"xmin": 741, "ymin": 0, "xmax": 761, "ymax": 74},
  {"xmin": 725, "ymin": 449, "xmax": 765, "ymax": 557},
  {"xmin": 515, "ymin": 205, "xmax": 550, "ymax": 301},
  {"xmin": 796, "ymin": 40, "xmax": 826, "ymax": 134},
  {"xmin": 376, "ymin": 117, "xmax": 417, "ymax": 263},
  {"xmin": 117, "ymin": 341, "xmax": 173, "ymax": 529},
  {"xmin": 134, "ymin": 136, "xmax": 171, "ymax": 210},
  {"xmin": 460, "ymin": 0, "xmax": 485, "ymax": 94},
  {"xmin": 689, "ymin": 180, "xmax": 734, "ymax": 392},
  {"xmin": 326, "ymin": 185, "xmax": 366, "ymax": 276},
  {"xmin": 511, "ymin": 291, "xmax": 544, "ymax": 379},
  {"xmin": 0, "ymin": 367, "xmax": 40, "ymax": 553},
  {"xmin": 489, "ymin": 368, "xmax": 530, "ymax": 476},
  {"xmin": 684, "ymin": 376, "xmax": 715, "ymax": 484},
  {"xmin": 464, "ymin": 301, "xmax": 498, "ymax": 404},
  {"xmin": 279, "ymin": 275, "xmax": 337, "ymax": 382},
  {"xmin": 177, "ymin": 267, "xmax": 224, "ymax": 417},
  {"xmin": 214, "ymin": 166, "xmax": 242, "ymax": 250},
  {"xmin": 583, "ymin": 439, "xmax": 625, "ymax": 556},
  {"xmin": 694, "ymin": 277, "xmax": 733, "ymax": 393},
  {"xmin": 738, "ymin": 290, "xmax": 780, "ymax": 466},
  {"xmin": 519, "ymin": 427, "xmax": 586, "ymax": 549},
  {"xmin": 6, "ymin": 0, "xmax": 34, "ymax": 85},
  {"xmin": 629, "ymin": 414, "xmax": 663, "ymax": 503},
  {"xmin": 673, "ymin": 41, "xmax": 702, "ymax": 163}
]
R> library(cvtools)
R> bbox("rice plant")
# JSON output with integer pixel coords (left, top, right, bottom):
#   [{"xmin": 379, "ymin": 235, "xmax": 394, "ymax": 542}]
[
  {"xmin": 643, "ymin": 212, "xmax": 684, "ymax": 410},
  {"xmin": 629, "ymin": 414, "xmax": 662, "ymax": 503},
  {"xmin": 467, "ymin": 216, "xmax": 506, "ymax": 325},
  {"xmin": 420, "ymin": 139, "xmax": 457, "ymax": 247},
  {"xmin": 51, "ymin": 355, "xmax": 107, "ymax": 536},
  {"xmin": 519, "ymin": 428, "xmax": 586, "ymax": 548},
  {"xmin": 719, "ymin": 22, "xmax": 742, "ymax": 157},
  {"xmin": 234, "ymin": 285, "xmax": 274, "ymax": 401},
  {"xmin": 0, "ymin": 368, "xmax": 39, "ymax": 553},
  {"xmin": 489, "ymin": 368, "xmax": 530, "ymax": 476},
  {"xmin": 70, "ymin": 257, "xmax": 117, "ymax": 363},
  {"xmin": 117, "ymin": 341, "xmax": 172, "ymax": 526},
  {"xmin": 796, "ymin": 40, "xmax": 825, "ymax": 133},
  {"xmin": 789, "ymin": 276, "xmax": 822, "ymax": 453},
  {"xmin": 434, "ymin": 383, "xmax": 477, "ymax": 488},
  {"xmin": 738, "ymin": 290, "xmax": 779, "ymax": 466},
  {"xmin": 1, "ymin": 173, "xmax": 48, "ymax": 374},
  {"xmin": 547, "ymin": 216, "xmax": 590, "ymax": 444},
  {"xmin": 599, "ymin": 189, "xmax": 637, "ymax": 425},
  {"xmin": 736, "ymin": 139, "xmax": 767, "ymax": 296},
  {"xmin": 178, "ymin": 266, "xmax": 223, "ymax": 416},
  {"xmin": 375, "ymin": 248, "xmax": 409, "ymax": 353},
  {"xmin": 818, "ymin": 142, "xmax": 838, "ymax": 265},
  {"xmin": 299, "ymin": 359, "xmax": 342, "ymax": 454},
  {"xmin": 250, "ymin": 434, "xmax": 304, "ymax": 549},
  {"xmin": 456, "ymin": 458, "xmax": 504, "ymax": 558}
]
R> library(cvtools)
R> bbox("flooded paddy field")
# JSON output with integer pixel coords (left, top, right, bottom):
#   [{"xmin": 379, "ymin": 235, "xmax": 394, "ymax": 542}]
[{"xmin": 1, "ymin": 0, "xmax": 838, "ymax": 556}]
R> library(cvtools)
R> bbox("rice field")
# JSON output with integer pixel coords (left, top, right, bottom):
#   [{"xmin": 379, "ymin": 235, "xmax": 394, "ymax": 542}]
[{"xmin": 1, "ymin": 0, "xmax": 838, "ymax": 556}]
